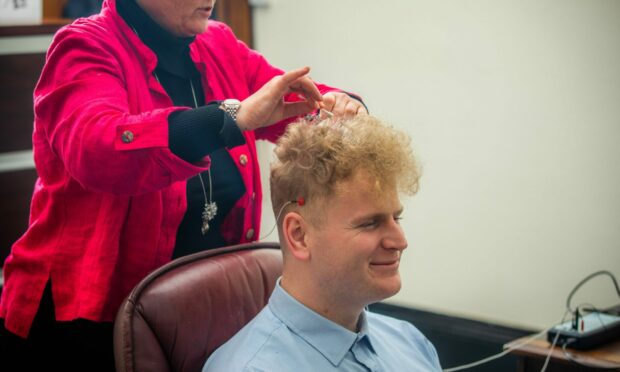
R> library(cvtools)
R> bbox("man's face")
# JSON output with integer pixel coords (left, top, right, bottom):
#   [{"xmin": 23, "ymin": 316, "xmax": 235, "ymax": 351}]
[
  {"xmin": 137, "ymin": 0, "xmax": 215, "ymax": 37},
  {"xmin": 306, "ymin": 171, "xmax": 408, "ymax": 309}
]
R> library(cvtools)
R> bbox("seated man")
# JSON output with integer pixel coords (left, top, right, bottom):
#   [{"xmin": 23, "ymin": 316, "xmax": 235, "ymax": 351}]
[{"xmin": 203, "ymin": 115, "xmax": 441, "ymax": 371}]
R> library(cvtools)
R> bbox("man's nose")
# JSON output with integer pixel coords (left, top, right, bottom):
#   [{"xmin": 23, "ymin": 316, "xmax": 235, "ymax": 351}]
[{"xmin": 382, "ymin": 217, "xmax": 408, "ymax": 252}]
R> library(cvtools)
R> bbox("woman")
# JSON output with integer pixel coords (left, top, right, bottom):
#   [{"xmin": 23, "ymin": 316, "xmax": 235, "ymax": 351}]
[{"xmin": 0, "ymin": 0, "xmax": 366, "ymax": 369}]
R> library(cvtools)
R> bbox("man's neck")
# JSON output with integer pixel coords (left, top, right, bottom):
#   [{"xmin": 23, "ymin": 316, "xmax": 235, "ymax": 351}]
[{"xmin": 280, "ymin": 275, "xmax": 364, "ymax": 332}]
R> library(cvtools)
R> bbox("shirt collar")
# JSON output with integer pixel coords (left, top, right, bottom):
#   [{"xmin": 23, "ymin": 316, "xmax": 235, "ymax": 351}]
[
  {"xmin": 268, "ymin": 279, "xmax": 373, "ymax": 366},
  {"xmin": 357, "ymin": 309, "xmax": 377, "ymax": 353}
]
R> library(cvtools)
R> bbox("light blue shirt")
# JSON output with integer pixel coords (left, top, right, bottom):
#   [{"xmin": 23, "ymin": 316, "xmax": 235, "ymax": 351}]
[{"xmin": 203, "ymin": 280, "xmax": 442, "ymax": 372}]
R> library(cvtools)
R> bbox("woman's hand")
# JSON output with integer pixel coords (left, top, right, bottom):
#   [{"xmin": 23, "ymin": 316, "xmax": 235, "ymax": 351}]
[
  {"xmin": 320, "ymin": 92, "xmax": 367, "ymax": 119},
  {"xmin": 235, "ymin": 66, "xmax": 322, "ymax": 131}
]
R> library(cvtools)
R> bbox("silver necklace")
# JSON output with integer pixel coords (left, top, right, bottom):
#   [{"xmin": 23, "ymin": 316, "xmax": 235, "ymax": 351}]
[
  {"xmin": 153, "ymin": 72, "xmax": 218, "ymax": 235},
  {"xmin": 188, "ymin": 79, "xmax": 218, "ymax": 235},
  {"xmin": 131, "ymin": 26, "xmax": 217, "ymax": 234}
]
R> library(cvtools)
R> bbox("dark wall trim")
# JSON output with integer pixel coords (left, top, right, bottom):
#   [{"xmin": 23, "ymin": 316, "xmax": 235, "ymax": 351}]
[{"xmin": 0, "ymin": 21, "xmax": 70, "ymax": 37}]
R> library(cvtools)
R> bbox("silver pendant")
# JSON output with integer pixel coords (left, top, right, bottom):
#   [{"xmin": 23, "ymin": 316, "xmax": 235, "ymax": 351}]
[{"xmin": 201, "ymin": 201, "xmax": 218, "ymax": 235}]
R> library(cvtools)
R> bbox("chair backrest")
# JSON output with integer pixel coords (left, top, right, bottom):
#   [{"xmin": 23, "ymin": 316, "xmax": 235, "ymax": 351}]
[{"xmin": 113, "ymin": 242, "xmax": 282, "ymax": 372}]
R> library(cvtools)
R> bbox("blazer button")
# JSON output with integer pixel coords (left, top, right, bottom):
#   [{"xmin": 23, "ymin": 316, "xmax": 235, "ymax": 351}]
[
  {"xmin": 239, "ymin": 154, "xmax": 248, "ymax": 166},
  {"xmin": 121, "ymin": 130, "xmax": 134, "ymax": 143},
  {"xmin": 246, "ymin": 228, "xmax": 255, "ymax": 240},
  {"xmin": 251, "ymin": 192, "xmax": 256, "ymax": 201}
]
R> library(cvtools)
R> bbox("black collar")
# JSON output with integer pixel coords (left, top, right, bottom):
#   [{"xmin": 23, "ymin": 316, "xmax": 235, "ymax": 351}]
[{"xmin": 116, "ymin": 0, "xmax": 198, "ymax": 78}]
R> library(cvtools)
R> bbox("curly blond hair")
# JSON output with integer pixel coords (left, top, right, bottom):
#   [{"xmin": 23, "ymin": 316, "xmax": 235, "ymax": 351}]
[{"xmin": 270, "ymin": 115, "xmax": 420, "ymax": 226}]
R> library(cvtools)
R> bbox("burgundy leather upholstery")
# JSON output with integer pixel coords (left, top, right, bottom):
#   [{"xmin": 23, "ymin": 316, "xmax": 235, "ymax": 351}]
[{"xmin": 113, "ymin": 242, "xmax": 282, "ymax": 372}]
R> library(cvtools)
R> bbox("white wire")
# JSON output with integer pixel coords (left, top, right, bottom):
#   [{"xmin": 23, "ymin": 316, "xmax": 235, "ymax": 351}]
[
  {"xmin": 540, "ymin": 322, "xmax": 562, "ymax": 372},
  {"xmin": 442, "ymin": 309, "xmax": 571, "ymax": 372},
  {"xmin": 258, "ymin": 201, "xmax": 293, "ymax": 241}
]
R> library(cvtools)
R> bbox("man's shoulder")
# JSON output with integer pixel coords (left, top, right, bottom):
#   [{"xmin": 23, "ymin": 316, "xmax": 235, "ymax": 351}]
[
  {"xmin": 366, "ymin": 311, "xmax": 442, "ymax": 370},
  {"xmin": 203, "ymin": 307, "xmax": 294, "ymax": 372}
]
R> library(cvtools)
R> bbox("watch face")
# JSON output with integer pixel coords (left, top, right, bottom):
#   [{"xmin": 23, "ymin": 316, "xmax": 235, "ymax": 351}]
[
  {"xmin": 224, "ymin": 99, "xmax": 241, "ymax": 106},
  {"xmin": 220, "ymin": 99, "xmax": 241, "ymax": 121}
]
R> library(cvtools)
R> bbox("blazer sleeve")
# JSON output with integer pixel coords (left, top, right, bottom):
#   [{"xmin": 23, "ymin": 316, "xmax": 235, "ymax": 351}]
[{"xmin": 34, "ymin": 24, "xmax": 209, "ymax": 196}]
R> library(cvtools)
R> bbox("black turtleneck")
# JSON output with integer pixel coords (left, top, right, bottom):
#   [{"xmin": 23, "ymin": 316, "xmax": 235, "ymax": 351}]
[{"xmin": 117, "ymin": 0, "xmax": 246, "ymax": 255}]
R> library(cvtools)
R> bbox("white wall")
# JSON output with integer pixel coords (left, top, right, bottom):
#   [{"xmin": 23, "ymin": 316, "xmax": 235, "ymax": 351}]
[{"xmin": 253, "ymin": 0, "xmax": 620, "ymax": 330}]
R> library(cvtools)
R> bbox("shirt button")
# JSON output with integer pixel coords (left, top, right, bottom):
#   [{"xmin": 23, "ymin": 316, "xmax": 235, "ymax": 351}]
[
  {"xmin": 246, "ymin": 228, "xmax": 255, "ymax": 240},
  {"xmin": 121, "ymin": 130, "xmax": 134, "ymax": 143},
  {"xmin": 251, "ymin": 192, "xmax": 256, "ymax": 201},
  {"xmin": 239, "ymin": 154, "xmax": 248, "ymax": 166}
]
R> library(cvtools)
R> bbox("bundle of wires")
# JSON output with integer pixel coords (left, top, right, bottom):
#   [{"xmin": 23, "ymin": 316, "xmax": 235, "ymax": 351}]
[{"xmin": 442, "ymin": 270, "xmax": 620, "ymax": 372}]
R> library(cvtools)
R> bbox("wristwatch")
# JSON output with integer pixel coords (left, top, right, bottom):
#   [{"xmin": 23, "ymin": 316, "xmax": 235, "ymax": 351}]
[{"xmin": 219, "ymin": 99, "xmax": 241, "ymax": 121}]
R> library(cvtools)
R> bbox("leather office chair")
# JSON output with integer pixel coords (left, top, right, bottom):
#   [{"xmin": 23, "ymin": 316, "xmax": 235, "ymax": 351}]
[{"xmin": 113, "ymin": 242, "xmax": 282, "ymax": 372}]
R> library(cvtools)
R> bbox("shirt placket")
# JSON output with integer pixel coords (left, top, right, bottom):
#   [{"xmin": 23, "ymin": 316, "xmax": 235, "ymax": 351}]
[{"xmin": 351, "ymin": 335, "xmax": 379, "ymax": 372}]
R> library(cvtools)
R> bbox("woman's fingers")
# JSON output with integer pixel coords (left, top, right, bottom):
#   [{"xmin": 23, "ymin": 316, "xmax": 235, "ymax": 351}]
[
  {"xmin": 282, "ymin": 100, "xmax": 320, "ymax": 119},
  {"xmin": 238, "ymin": 67, "xmax": 323, "ymax": 130},
  {"xmin": 321, "ymin": 92, "xmax": 366, "ymax": 118}
]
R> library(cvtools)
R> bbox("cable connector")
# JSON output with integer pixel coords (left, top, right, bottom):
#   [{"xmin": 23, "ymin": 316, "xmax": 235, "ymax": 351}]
[{"xmin": 571, "ymin": 310, "xmax": 580, "ymax": 331}]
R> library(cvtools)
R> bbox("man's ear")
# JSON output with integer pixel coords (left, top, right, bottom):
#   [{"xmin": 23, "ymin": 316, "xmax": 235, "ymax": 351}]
[{"xmin": 282, "ymin": 211, "xmax": 310, "ymax": 261}]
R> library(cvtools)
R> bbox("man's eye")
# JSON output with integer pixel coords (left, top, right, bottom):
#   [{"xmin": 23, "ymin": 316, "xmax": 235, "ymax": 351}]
[{"xmin": 359, "ymin": 221, "xmax": 378, "ymax": 229}]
